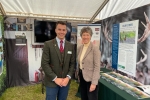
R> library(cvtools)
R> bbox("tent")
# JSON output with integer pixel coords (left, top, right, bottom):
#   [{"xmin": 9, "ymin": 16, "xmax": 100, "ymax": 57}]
[
  {"xmin": 0, "ymin": 0, "xmax": 108, "ymax": 23},
  {"xmin": 0, "ymin": 0, "xmax": 150, "ymax": 23},
  {"xmin": 1, "ymin": 0, "xmax": 150, "ymax": 86}
]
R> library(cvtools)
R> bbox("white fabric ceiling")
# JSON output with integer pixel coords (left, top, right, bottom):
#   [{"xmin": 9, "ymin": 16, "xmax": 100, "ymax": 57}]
[
  {"xmin": 0, "ymin": 0, "xmax": 150, "ymax": 23},
  {"xmin": 0, "ymin": 0, "xmax": 107, "ymax": 23},
  {"xmin": 97, "ymin": 0, "xmax": 150, "ymax": 20}
]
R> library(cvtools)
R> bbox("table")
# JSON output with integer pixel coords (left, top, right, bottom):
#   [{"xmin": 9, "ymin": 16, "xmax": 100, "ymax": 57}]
[
  {"xmin": 75, "ymin": 68, "xmax": 111, "ymax": 98},
  {"xmin": 98, "ymin": 69, "xmax": 150, "ymax": 100},
  {"xmin": 76, "ymin": 68, "xmax": 150, "ymax": 100}
]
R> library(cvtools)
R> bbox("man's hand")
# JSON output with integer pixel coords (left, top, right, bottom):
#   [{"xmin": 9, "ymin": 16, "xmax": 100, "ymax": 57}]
[
  {"xmin": 54, "ymin": 78, "xmax": 63, "ymax": 87},
  {"xmin": 89, "ymin": 84, "xmax": 96, "ymax": 92},
  {"xmin": 61, "ymin": 77, "xmax": 70, "ymax": 87}
]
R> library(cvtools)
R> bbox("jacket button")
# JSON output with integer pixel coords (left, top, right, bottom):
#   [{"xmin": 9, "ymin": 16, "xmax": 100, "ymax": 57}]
[
  {"xmin": 82, "ymin": 68, "xmax": 84, "ymax": 70},
  {"xmin": 82, "ymin": 62, "xmax": 84, "ymax": 64}
]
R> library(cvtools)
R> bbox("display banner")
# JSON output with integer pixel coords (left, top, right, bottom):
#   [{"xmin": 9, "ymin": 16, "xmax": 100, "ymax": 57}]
[
  {"xmin": 117, "ymin": 20, "xmax": 139, "ymax": 77},
  {"xmin": 112, "ymin": 24, "xmax": 119, "ymax": 69},
  {"xmin": 96, "ymin": 4, "xmax": 150, "ymax": 85},
  {"xmin": 77, "ymin": 24, "xmax": 101, "ymax": 74},
  {"xmin": 4, "ymin": 18, "xmax": 34, "ymax": 86}
]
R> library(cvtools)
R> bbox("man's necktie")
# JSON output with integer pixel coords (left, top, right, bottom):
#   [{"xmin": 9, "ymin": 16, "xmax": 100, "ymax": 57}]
[{"xmin": 60, "ymin": 40, "xmax": 64, "ymax": 53}]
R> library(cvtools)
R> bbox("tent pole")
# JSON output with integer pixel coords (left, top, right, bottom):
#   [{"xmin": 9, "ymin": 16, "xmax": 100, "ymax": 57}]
[
  {"xmin": 89, "ymin": 0, "xmax": 109, "ymax": 23},
  {"xmin": 0, "ymin": 3, "xmax": 6, "ymax": 16}
]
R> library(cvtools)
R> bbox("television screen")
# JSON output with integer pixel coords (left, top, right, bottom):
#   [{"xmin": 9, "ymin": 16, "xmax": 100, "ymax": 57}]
[{"xmin": 34, "ymin": 20, "xmax": 72, "ymax": 43}]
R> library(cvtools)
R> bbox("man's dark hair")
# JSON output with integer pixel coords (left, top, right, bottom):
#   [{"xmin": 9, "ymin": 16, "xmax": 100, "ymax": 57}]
[{"xmin": 56, "ymin": 21, "xmax": 67, "ymax": 27}]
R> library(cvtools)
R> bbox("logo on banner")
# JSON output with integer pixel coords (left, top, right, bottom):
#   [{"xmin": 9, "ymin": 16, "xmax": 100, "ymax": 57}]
[{"xmin": 95, "ymin": 28, "xmax": 99, "ymax": 31}]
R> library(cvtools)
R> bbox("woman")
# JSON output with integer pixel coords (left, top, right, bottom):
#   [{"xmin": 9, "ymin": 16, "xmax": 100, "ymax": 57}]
[{"xmin": 77, "ymin": 26, "xmax": 101, "ymax": 100}]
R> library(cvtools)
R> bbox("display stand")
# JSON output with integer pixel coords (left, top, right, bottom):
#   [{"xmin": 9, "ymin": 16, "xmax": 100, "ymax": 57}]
[{"xmin": 99, "ymin": 68, "xmax": 150, "ymax": 100}]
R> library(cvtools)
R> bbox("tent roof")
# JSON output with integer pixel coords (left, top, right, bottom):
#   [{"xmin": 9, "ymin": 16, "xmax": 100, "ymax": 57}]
[
  {"xmin": 0, "ymin": 0, "xmax": 108, "ymax": 23},
  {"xmin": 98, "ymin": 0, "xmax": 150, "ymax": 20},
  {"xmin": 1, "ymin": 0, "xmax": 150, "ymax": 23}
]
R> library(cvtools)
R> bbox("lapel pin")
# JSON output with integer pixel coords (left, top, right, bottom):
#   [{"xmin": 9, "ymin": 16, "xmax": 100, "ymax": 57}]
[{"xmin": 55, "ymin": 44, "xmax": 56, "ymax": 46}]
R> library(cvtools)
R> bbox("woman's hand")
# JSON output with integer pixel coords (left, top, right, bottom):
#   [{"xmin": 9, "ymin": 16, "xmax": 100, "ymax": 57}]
[{"xmin": 89, "ymin": 84, "xmax": 96, "ymax": 92}]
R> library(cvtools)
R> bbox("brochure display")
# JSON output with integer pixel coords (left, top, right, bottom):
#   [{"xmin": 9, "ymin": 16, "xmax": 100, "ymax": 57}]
[
  {"xmin": 101, "ymin": 72, "xmax": 150, "ymax": 99},
  {"xmin": 137, "ymin": 85, "xmax": 150, "ymax": 95}
]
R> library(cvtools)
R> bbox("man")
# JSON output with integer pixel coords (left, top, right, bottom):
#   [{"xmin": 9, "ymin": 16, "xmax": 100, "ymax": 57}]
[{"xmin": 41, "ymin": 21, "xmax": 75, "ymax": 100}]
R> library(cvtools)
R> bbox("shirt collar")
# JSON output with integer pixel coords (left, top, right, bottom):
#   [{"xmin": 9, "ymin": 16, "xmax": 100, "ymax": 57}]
[
  {"xmin": 56, "ymin": 37, "xmax": 65, "ymax": 43},
  {"xmin": 83, "ymin": 41, "xmax": 90, "ymax": 47}
]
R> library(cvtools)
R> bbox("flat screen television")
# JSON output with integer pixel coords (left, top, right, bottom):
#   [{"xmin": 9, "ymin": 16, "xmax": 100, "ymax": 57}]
[{"xmin": 33, "ymin": 20, "xmax": 72, "ymax": 44}]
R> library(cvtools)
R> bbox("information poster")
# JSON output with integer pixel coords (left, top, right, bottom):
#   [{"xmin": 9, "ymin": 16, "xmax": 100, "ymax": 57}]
[{"xmin": 117, "ymin": 20, "xmax": 139, "ymax": 77}]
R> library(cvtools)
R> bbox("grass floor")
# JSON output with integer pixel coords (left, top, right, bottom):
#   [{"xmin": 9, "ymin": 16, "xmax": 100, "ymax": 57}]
[{"xmin": 0, "ymin": 80, "xmax": 80, "ymax": 100}]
